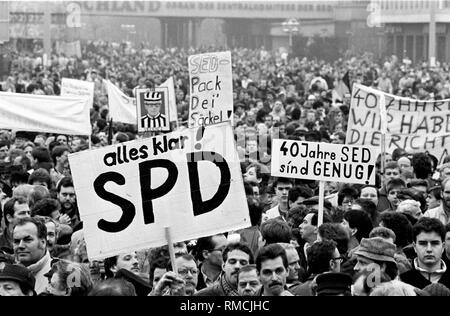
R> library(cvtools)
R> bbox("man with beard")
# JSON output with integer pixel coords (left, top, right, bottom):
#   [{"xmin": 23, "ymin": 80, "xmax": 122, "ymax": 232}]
[
  {"xmin": 256, "ymin": 243, "xmax": 293, "ymax": 296},
  {"xmin": 195, "ymin": 243, "xmax": 253, "ymax": 296},
  {"xmin": 57, "ymin": 177, "xmax": 81, "ymax": 231},
  {"xmin": 151, "ymin": 254, "xmax": 198, "ymax": 296},
  {"xmin": 104, "ymin": 251, "xmax": 151, "ymax": 296},
  {"xmin": 425, "ymin": 178, "xmax": 450, "ymax": 225},
  {"xmin": 237, "ymin": 264, "xmax": 261, "ymax": 296}
]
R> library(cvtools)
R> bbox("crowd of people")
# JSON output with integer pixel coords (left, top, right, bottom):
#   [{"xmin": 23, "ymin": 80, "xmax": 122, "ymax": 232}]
[{"xmin": 0, "ymin": 40, "xmax": 450, "ymax": 296}]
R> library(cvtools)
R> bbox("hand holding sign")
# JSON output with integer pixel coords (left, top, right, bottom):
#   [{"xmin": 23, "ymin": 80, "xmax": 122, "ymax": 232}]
[{"xmin": 69, "ymin": 123, "xmax": 249, "ymax": 260}]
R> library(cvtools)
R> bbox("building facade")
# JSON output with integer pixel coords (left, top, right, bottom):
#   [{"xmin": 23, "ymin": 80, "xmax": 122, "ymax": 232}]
[{"xmin": 3, "ymin": 1, "xmax": 450, "ymax": 62}]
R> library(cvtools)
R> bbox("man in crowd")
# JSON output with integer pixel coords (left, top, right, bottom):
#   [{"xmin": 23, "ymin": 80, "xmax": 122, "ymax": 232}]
[
  {"xmin": 445, "ymin": 224, "xmax": 450, "ymax": 268},
  {"xmin": 195, "ymin": 234, "xmax": 228, "ymax": 290},
  {"xmin": 400, "ymin": 218, "xmax": 450, "ymax": 289},
  {"xmin": 1, "ymin": 197, "xmax": 31, "ymax": 253},
  {"xmin": 57, "ymin": 176, "xmax": 80, "ymax": 230},
  {"xmin": 256, "ymin": 243, "xmax": 293, "ymax": 296},
  {"xmin": 237, "ymin": 264, "xmax": 262, "ymax": 296},
  {"xmin": 0, "ymin": 263, "xmax": 36, "ymax": 296},
  {"xmin": 151, "ymin": 254, "xmax": 198, "ymax": 296},
  {"xmin": 195, "ymin": 243, "xmax": 253, "ymax": 296},
  {"xmin": 424, "ymin": 178, "xmax": 450, "ymax": 225},
  {"xmin": 13, "ymin": 217, "xmax": 52, "ymax": 294},
  {"xmin": 265, "ymin": 178, "xmax": 293, "ymax": 221},
  {"xmin": 291, "ymin": 240, "xmax": 342, "ymax": 296}
]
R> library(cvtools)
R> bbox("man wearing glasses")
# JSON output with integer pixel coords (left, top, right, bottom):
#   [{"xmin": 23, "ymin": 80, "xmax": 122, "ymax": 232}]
[
  {"xmin": 290, "ymin": 239, "xmax": 342, "ymax": 296},
  {"xmin": 150, "ymin": 254, "xmax": 199, "ymax": 296},
  {"xmin": 194, "ymin": 234, "xmax": 228, "ymax": 291}
]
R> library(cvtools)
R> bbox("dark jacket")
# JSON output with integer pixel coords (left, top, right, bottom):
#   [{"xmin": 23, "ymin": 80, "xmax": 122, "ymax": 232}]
[
  {"xmin": 0, "ymin": 227, "xmax": 13, "ymax": 254},
  {"xmin": 400, "ymin": 263, "xmax": 450, "ymax": 290},
  {"xmin": 194, "ymin": 281, "xmax": 226, "ymax": 296},
  {"xmin": 377, "ymin": 187, "xmax": 390, "ymax": 212},
  {"xmin": 289, "ymin": 275, "xmax": 315, "ymax": 296}
]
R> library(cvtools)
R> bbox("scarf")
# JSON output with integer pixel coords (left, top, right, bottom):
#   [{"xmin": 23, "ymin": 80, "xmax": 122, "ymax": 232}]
[{"xmin": 220, "ymin": 274, "xmax": 239, "ymax": 297}]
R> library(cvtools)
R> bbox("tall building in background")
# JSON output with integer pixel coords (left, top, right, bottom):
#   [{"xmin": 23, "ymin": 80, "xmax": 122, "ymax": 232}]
[{"xmin": 2, "ymin": 0, "xmax": 449, "ymax": 62}]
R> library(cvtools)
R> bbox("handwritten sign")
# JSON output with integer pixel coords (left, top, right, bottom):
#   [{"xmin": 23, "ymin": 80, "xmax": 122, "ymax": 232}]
[
  {"xmin": 271, "ymin": 139, "xmax": 380, "ymax": 185},
  {"xmin": 188, "ymin": 51, "xmax": 233, "ymax": 128}
]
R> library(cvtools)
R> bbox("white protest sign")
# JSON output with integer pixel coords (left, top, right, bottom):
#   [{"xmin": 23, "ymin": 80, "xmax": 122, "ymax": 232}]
[
  {"xmin": 136, "ymin": 87, "xmax": 170, "ymax": 132},
  {"xmin": 106, "ymin": 80, "xmax": 137, "ymax": 125},
  {"xmin": 0, "ymin": 91, "xmax": 91, "ymax": 135},
  {"xmin": 346, "ymin": 84, "xmax": 450, "ymax": 164},
  {"xmin": 188, "ymin": 51, "xmax": 233, "ymax": 128},
  {"xmin": 69, "ymin": 122, "xmax": 250, "ymax": 260},
  {"xmin": 271, "ymin": 139, "xmax": 380, "ymax": 185},
  {"xmin": 159, "ymin": 77, "xmax": 178, "ymax": 123},
  {"xmin": 61, "ymin": 78, "xmax": 94, "ymax": 108}
]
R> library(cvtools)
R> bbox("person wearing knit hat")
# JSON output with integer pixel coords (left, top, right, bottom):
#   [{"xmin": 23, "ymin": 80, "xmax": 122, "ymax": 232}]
[
  {"xmin": 354, "ymin": 237, "xmax": 399, "ymax": 281},
  {"xmin": 0, "ymin": 263, "xmax": 36, "ymax": 296}
]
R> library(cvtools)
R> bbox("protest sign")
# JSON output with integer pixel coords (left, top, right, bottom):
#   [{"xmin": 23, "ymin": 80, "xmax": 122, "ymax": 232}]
[
  {"xmin": 106, "ymin": 80, "xmax": 137, "ymax": 125},
  {"xmin": 159, "ymin": 77, "xmax": 178, "ymax": 123},
  {"xmin": 188, "ymin": 51, "xmax": 233, "ymax": 128},
  {"xmin": 61, "ymin": 78, "xmax": 94, "ymax": 108},
  {"xmin": 271, "ymin": 139, "xmax": 379, "ymax": 185},
  {"xmin": 346, "ymin": 84, "xmax": 450, "ymax": 164},
  {"xmin": 68, "ymin": 122, "xmax": 250, "ymax": 260},
  {"xmin": 136, "ymin": 87, "xmax": 170, "ymax": 133},
  {"xmin": 0, "ymin": 91, "xmax": 91, "ymax": 135}
]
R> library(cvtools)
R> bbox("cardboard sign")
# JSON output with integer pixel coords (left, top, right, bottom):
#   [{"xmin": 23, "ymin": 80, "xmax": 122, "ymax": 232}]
[
  {"xmin": 69, "ymin": 123, "xmax": 250, "ymax": 260},
  {"xmin": 346, "ymin": 84, "xmax": 450, "ymax": 164},
  {"xmin": 271, "ymin": 139, "xmax": 380, "ymax": 185},
  {"xmin": 188, "ymin": 51, "xmax": 233, "ymax": 128},
  {"xmin": 0, "ymin": 91, "xmax": 91, "ymax": 135},
  {"xmin": 136, "ymin": 87, "xmax": 170, "ymax": 132},
  {"xmin": 61, "ymin": 78, "xmax": 94, "ymax": 108}
]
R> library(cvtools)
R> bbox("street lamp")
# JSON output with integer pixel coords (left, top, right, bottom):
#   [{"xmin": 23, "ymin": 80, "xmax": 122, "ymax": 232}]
[{"xmin": 282, "ymin": 18, "xmax": 300, "ymax": 51}]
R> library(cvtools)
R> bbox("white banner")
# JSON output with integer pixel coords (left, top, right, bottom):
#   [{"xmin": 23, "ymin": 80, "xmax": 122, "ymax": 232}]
[
  {"xmin": 188, "ymin": 51, "xmax": 233, "ymax": 128},
  {"xmin": 346, "ymin": 84, "xmax": 450, "ymax": 164},
  {"xmin": 69, "ymin": 123, "xmax": 250, "ymax": 260},
  {"xmin": 160, "ymin": 77, "xmax": 178, "ymax": 123},
  {"xmin": 271, "ymin": 139, "xmax": 380, "ymax": 185},
  {"xmin": 0, "ymin": 91, "xmax": 91, "ymax": 135},
  {"xmin": 106, "ymin": 80, "xmax": 137, "ymax": 125},
  {"xmin": 61, "ymin": 78, "xmax": 94, "ymax": 108},
  {"xmin": 107, "ymin": 78, "xmax": 178, "ymax": 125}
]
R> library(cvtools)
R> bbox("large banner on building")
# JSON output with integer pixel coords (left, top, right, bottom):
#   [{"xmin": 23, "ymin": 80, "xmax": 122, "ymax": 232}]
[
  {"xmin": 69, "ymin": 123, "xmax": 250, "ymax": 260},
  {"xmin": 0, "ymin": 91, "xmax": 91, "ymax": 135},
  {"xmin": 346, "ymin": 84, "xmax": 450, "ymax": 164},
  {"xmin": 188, "ymin": 51, "xmax": 233, "ymax": 128}
]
